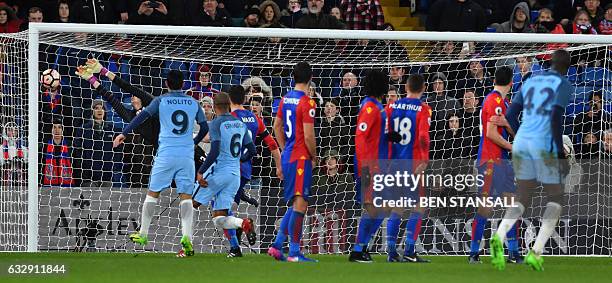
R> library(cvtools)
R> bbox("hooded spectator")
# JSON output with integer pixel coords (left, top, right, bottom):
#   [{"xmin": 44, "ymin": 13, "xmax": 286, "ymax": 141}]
[
  {"xmin": 259, "ymin": 0, "xmax": 285, "ymax": 28},
  {"xmin": 492, "ymin": 2, "xmax": 534, "ymax": 33},
  {"xmin": 0, "ymin": 4, "xmax": 19, "ymax": 33},
  {"xmin": 426, "ymin": 72, "xmax": 461, "ymax": 141}
]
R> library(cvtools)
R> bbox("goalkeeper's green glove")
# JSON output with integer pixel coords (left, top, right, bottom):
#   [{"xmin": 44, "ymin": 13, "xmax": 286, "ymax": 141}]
[
  {"xmin": 75, "ymin": 65, "xmax": 97, "ymax": 86},
  {"xmin": 86, "ymin": 58, "xmax": 109, "ymax": 76}
]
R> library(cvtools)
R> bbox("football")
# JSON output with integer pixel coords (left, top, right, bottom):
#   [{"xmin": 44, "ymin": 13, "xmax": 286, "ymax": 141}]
[{"xmin": 40, "ymin": 69, "xmax": 60, "ymax": 89}]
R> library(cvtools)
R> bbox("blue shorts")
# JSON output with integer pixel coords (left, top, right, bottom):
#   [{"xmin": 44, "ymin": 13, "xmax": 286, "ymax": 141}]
[
  {"xmin": 513, "ymin": 137, "xmax": 563, "ymax": 184},
  {"xmin": 477, "ymin": 159, "xmax": 516, "ymax": 197},
  {"xmin": 193, "ymin": 172, "xmax": 240, "ymax": 211},
  {"xmin": 149, "ymin": 156, "xmax": 194, "ymax": 195},
  {"xmin": 282, "ymin": 159, "xmax": 312, "ymax": 203}
]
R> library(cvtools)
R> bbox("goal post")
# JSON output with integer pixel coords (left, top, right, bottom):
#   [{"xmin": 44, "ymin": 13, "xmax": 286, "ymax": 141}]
[{"xmin": 9, "ymin": 23, "xmax": 612, "ymax": 254}]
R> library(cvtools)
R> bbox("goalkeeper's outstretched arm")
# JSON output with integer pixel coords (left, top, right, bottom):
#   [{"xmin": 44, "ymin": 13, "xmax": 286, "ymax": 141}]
[
  {"xmin": 76, "ymin": 65, "xmax": 137, "ymax": 123},
  {"xmin": 86, "ymin": 58, "xmax": 155, "ymax": 106}
]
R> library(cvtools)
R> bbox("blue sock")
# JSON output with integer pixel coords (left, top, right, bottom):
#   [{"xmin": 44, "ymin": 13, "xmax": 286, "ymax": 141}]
[
  {"xmin": 288, "ymin": 210, "xmax": 305, "ymax": 257},
  {"xmin": 506, "ymin": 222, "xmax": 519, "ymax": 253},
  {"xmin": 470, "ymin": 214, "xmax": 487, "ymax": 256},
  {"xmin": 272, "ymin": 208, "xmax": 293, "ymax": 250},
  {"xmin": 366, "ymin": 217, "xmax": 384, "ymax": 245},
  {"xmin": 386, "ymin": 212, "xmax": 401, "ymax": 254},
  {"xmin": 224, "ymin": 229, "xmax": 240, "ymax": 248},
  {"xmin": 404, "ymin": 212, "xmax": 422, "ymax": 256},
  {"xmin": 354, "ymin": 212, "xmax": 372, "ymax": 252}
]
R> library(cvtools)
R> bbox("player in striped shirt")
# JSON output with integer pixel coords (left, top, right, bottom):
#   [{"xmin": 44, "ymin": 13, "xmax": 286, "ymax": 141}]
[
  {"xmin": 268, "ymin": 62, "xmax": 317, "ymax": 262},
  {"xmin": 223, "ymin": 85, "xmax": 282, "ymax": 257},
  {"xmin": 387, "ymin": 74, "xmax": 432, "ymax": 263},
  {"xmin": 348, "ymin": 70, "xmax": 390, "ymax": 263}
]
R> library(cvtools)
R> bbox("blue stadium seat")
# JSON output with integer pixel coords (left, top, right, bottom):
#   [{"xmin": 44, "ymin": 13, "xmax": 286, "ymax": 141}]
[
  {"xmin": 566, "ymin": 66, "xmax": 578, "ymax": 83},
  {"xmin": 581, "ymin": 67, "xmax": 607, "ymax": 86}
]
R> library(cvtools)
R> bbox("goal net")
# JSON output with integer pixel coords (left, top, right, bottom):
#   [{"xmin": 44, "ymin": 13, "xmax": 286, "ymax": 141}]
[{"xmin": 2, "ymin": 24, "xmax": 611, "ymax": 255}]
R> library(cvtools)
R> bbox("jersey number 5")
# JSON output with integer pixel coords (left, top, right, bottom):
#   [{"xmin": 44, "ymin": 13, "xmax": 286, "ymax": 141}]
[
  {"xmin": 171, "ymin": 110, "xmax": 188, "ymax": 135},
  {"xmin": 285, "ymin": 110, "xmax": 293, "ymax": 138},
  {"xmin": 393, "ymin": 117, "xmax": 412, "ymax": 145}
]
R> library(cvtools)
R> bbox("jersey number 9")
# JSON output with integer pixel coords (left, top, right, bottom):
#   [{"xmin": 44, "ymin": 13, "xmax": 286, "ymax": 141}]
[{"xmin": 171, "ymin": 110, "xmax": 188, "ymax": 135}]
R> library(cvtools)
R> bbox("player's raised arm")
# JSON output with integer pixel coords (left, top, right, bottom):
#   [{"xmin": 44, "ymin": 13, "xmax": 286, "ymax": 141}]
[{"xmin": 273, "ymin": 100, "xmax": 286, "ymax": 150}]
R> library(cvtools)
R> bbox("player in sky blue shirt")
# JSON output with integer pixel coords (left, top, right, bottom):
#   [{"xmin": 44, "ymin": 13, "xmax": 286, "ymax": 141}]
[
  {"xmin": 491, "ymin": 50, "xmax": 573, "ymax": 271},
  {"xmin": 113, "ymin": 70, "xmax": 208, "ymax": 257}
]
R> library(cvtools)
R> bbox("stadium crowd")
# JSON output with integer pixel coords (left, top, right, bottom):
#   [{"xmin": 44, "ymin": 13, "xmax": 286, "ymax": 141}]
[{"xmin": 1, "ymin": 0, "xmax": 612, "ymax": 252}]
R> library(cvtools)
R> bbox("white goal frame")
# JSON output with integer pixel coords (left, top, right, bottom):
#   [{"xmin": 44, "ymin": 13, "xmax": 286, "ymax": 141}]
[{"xmin": 26, "ymin": 23, "xmax": 612, "ymax": 252}]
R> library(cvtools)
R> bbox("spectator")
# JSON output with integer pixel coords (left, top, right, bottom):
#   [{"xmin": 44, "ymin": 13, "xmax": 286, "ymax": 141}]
[
  {"xmin": 337, "ymin": 71, "xmax": 361, "ymax": 128},
  {"xmin": 0, "ymin": 4, "xmax": 19, "ymax": 33},
  {"xmin": 512, "ymin": 56, "xmax": 541, "ymax": 93},
  {"xmin": 1, "ymin": 121, "xmax": 26, "ymax": 187},
  {"xmin": 249, "ymin": 95, "xmax": 272, "ymax": 127},
  {"xmin": 340, "ymin": 0, "xmax": 384, "ymax": 30},
  {"xmin": 491, "ymin": 2, "xmax": 534, "ymax": 33},
  {"xmin": 194, "ymin": 0, "xmax": 232, "ymax": 26},
  {"xmin": 41, "ymin": 119, "xmax": 73, "ymax": 187},
  {"xmin": 574, "ymin": 91, "xmax": 610, "ymax": 143},
  {"xmin": 330, "ymin": 6, "xmax": 343, "ymax": 21},
  {"xmin": 243, "ymin": 7, "xmax": 260, "ymax": 27},
  {"xmin": 73, "ymin": 100, "xmax": 123, "ymax": 187},
  {"xmin": 309, "ymin": 81, "xmax": 325, "ymax": 105},
  {"xmin": 242, "ymin": 76, "xmax": 272, "ymax": 103},
  {"xmin": 200, "ymin": 96, "xmax": 215, "ymax": 121},
  {"xmin": 19, "ymin": 6, "xmax": 43, "ymax": 32},
  {"xmin": 280, "ymin": 0, "xmax": 305, "ymax": 28},
  {"xmin": 566, "ymin": 9, "xmax": 598, "ymax": 34},
  {"xmin": 19, "ymin": 1, "xmax": 56, "ymax": 22},
  {"xmin": 426, "ymin": 41, "xmax": 470, "ymax": 95},
  {"xmin": 435, "ymin": 113, "xmax": 463, "ymax": 160},
  {"xmin": 459, "ymin": 89, "xmax": 480, "ymax": 159},
  {"xmin": 457, "ymin": 58, "xmax": 493, "ymax": 102},
  {"xmin": 311, "ymin": 149, "xmax": 354, "ymax": 253},
  {"xmin": 583, "ymin": 0, "xmax": 604, "ymax": 27},
  {"xmin": 317, "ymin": 98, "xmax": 350, "ymax": 159},
  {"xmin": 296, "ymin": 0, "xmax": 345, "ymax": 29},
  {"xmin": 577, "ymin": 131, "xmax": 599, "ymax": 191},
  {"xmin": 388, "ymin": 66, "xmax": 406, "ymax": 95},
  {"xmin": 187, "ymin": 64, "xmax": 220, "ymax": 100},
  {"xmin": 259, "ymin": 0, "xmax": 285, "ymax": 28},
  {"xmin": 426, "ymin": 72, "xmax": 461, "ymax": 142},
  {"xmin": 127, "ymin": 0, "xmax": 171, "ymax": 25},
  {"xmin": 531, "ymin": 8, "xmax": 559, "ymax": 33},
  {"xmin": 1, "ymin": 121, "xmax": 25, "ymax": 166},
  {"xmin": 426, "ymin": 0, "xmax": 487, "ymax": 32},
  {"xmin": 577, "ymin": 131, "xmax": 599, "ymax": 159},
  {"xmin": 597, "ymin": 3, "xmax": 612, "ymax": 34},
  {"xmin": 71, "ymin": 0, "xmax": 116, "ymax": 24},
  {"xmin": 56, "ymin": 0, "xmax": 70, "ymax": 23},
  {"xmin": 385, "ymin": 85, "xmax": 400, "ymax": 108}
]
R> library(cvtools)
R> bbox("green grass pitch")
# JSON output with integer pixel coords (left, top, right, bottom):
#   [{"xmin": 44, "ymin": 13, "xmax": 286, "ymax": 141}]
[{"xmin": 0, "ymin": 253, "xmax": 609, "ymax": 283}]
